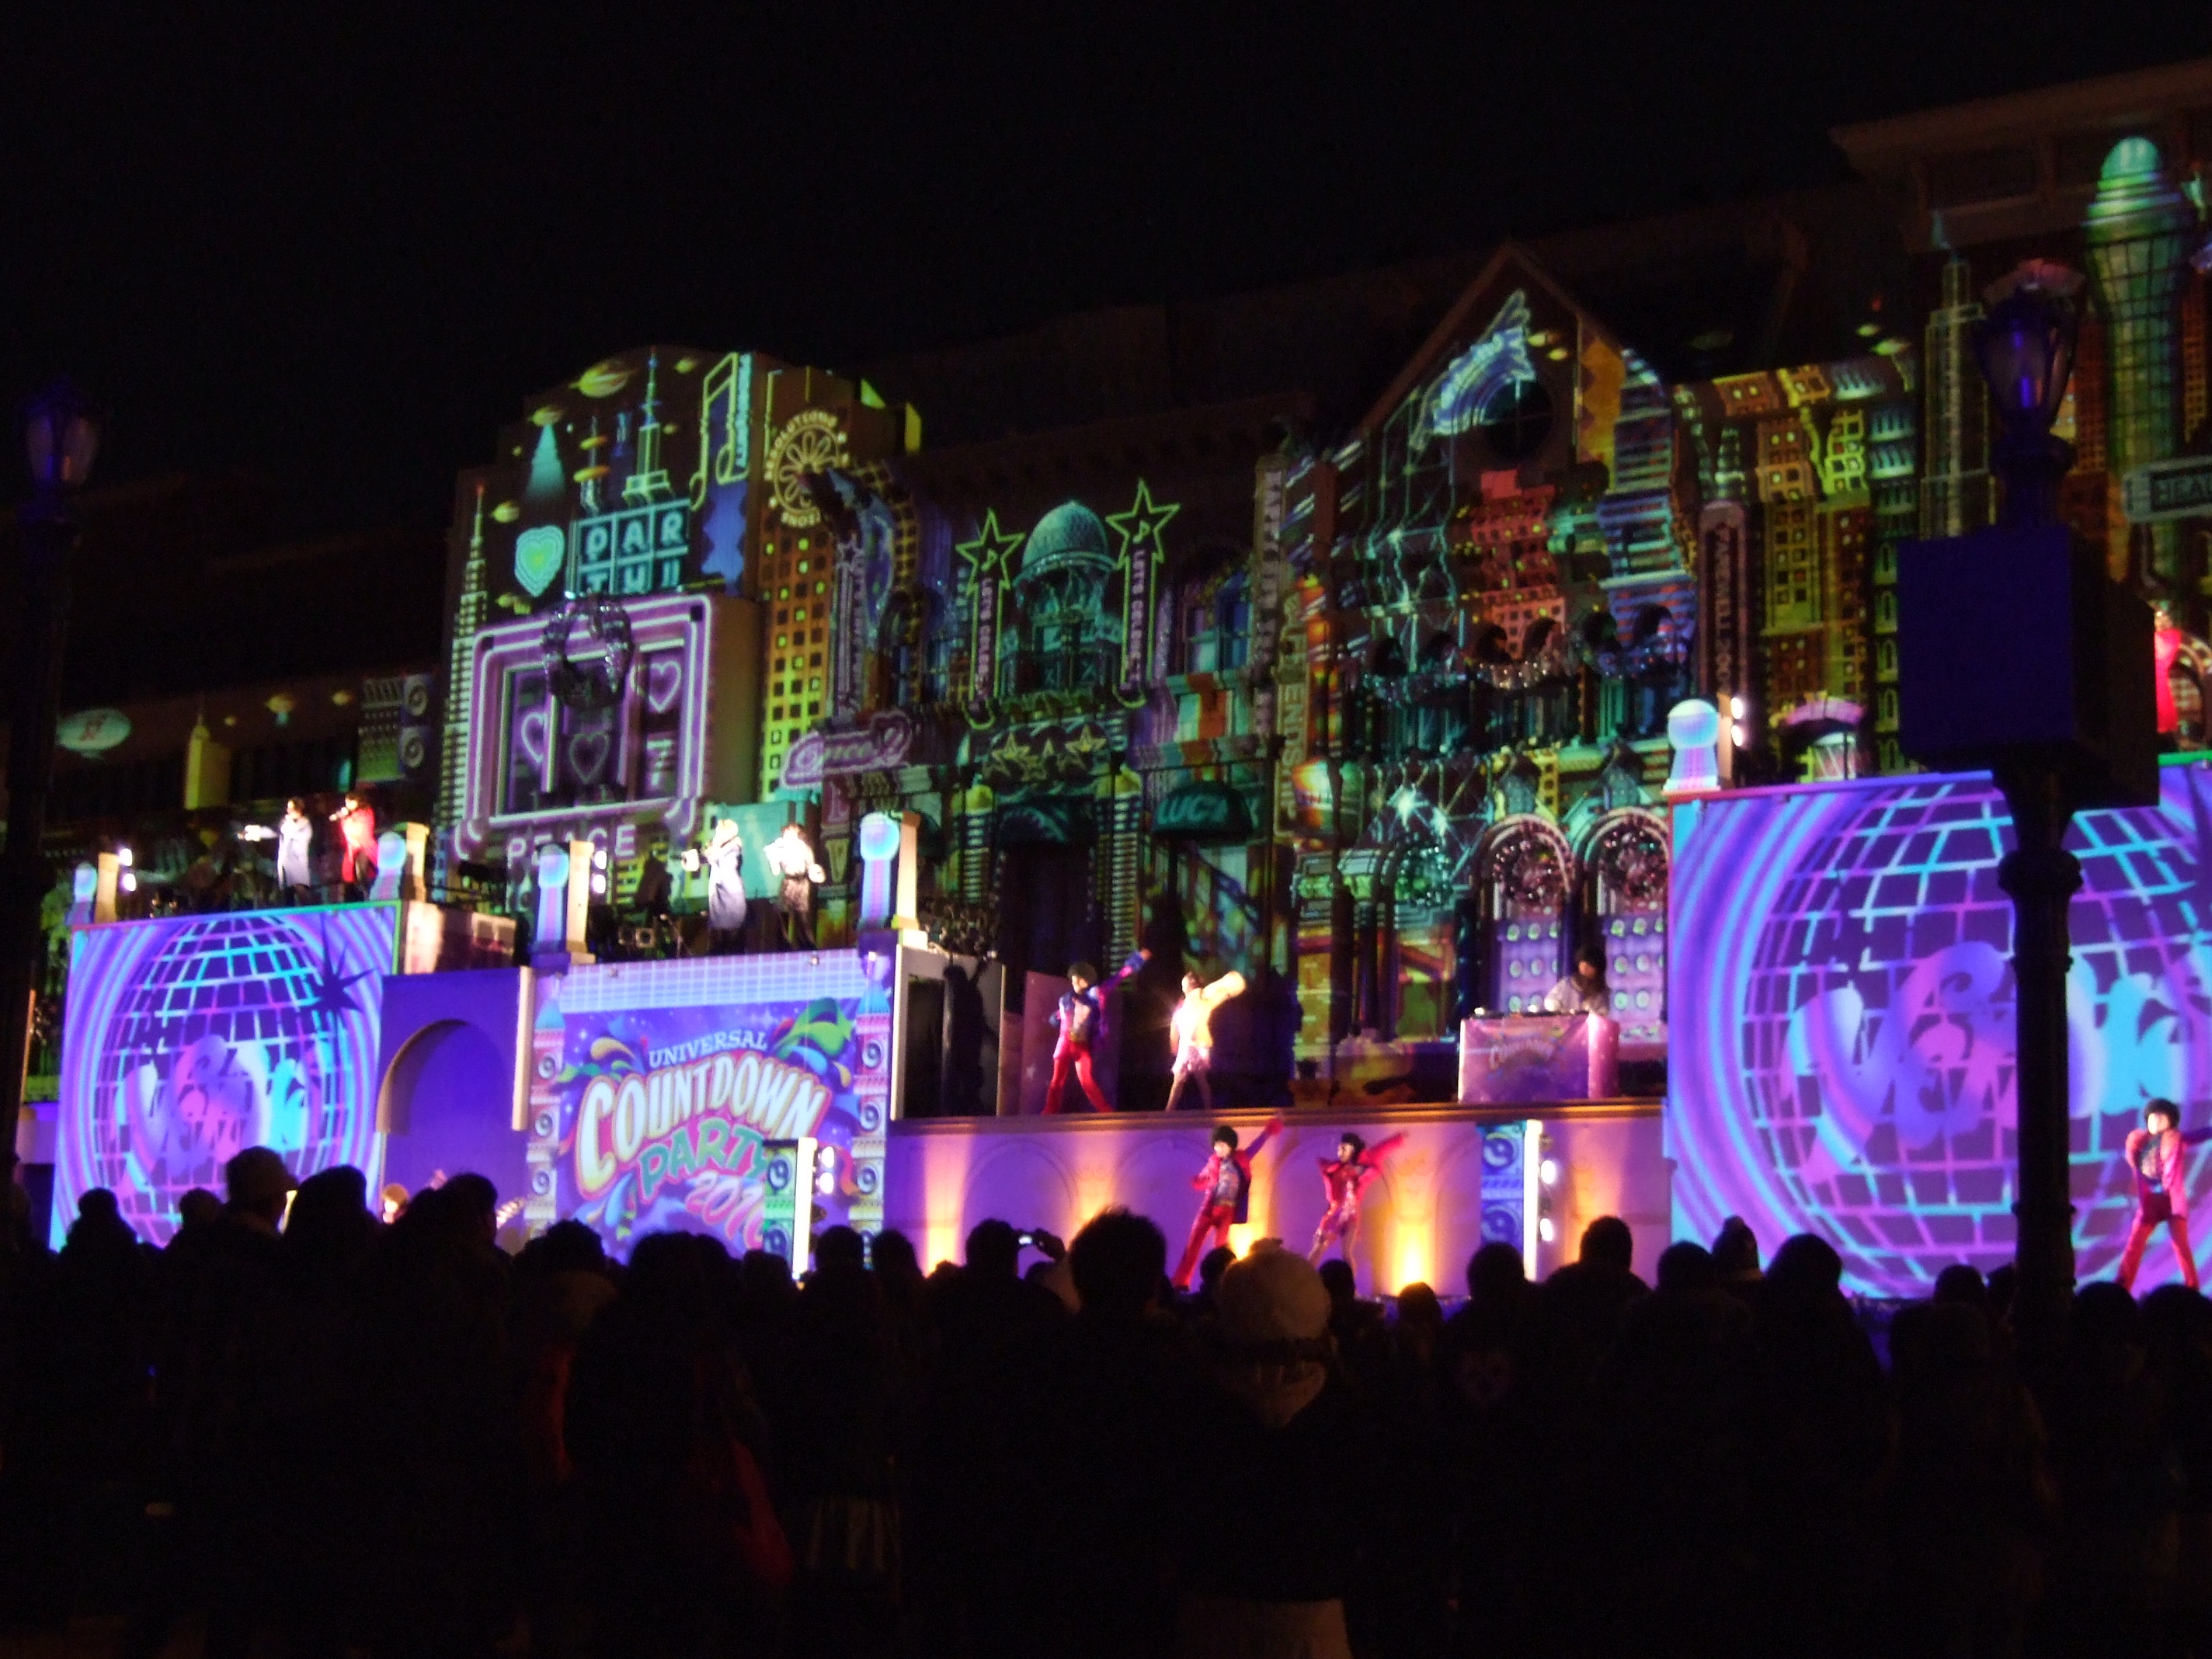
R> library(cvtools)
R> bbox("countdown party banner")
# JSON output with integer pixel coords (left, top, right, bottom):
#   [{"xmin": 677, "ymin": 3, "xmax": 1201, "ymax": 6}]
[{"xmin": 527, "ymin": 950, "xmax": 890, "ymax": 1258}]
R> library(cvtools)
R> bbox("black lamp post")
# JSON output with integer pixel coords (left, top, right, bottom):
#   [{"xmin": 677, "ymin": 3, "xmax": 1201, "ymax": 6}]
[
  {"xmin": 1904, "ymin": 258, "xmax": 2154, "ymax": 1372},
  {"xmin": 0, "ymin": 381, "xmax": 97, "ymax": 1185}
]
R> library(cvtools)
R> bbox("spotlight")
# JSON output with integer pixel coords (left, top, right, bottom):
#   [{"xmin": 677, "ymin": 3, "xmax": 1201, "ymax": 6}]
[
  {"xmin": 590, "ymin": 873, "xmax": 607, "ymax": 896},
  {"xmin": 593, "ymin": 847, "xmax": 608, "ymax": 870},
  {"xmin": 1538, "ymin": 1216, "xmax": 1556, "ymax": 1243},
  {"xmin": 1539, "ymin": 1157, "xmax": 1559, "ymax": 1187},
  {"xmin": 1730, "ymin": 723, "xmax": 1748, "ymax": 747},
  {"xmin": 117, "ymin": 846, "xmax": 134, "ymax": 868},
  {"xmin": 1729, "ymin": 695, "xmax": 1746, "ymax": 720},
  {"xmin": 120, "ymin": 872, "xmax": 137, "ymax": 893}
]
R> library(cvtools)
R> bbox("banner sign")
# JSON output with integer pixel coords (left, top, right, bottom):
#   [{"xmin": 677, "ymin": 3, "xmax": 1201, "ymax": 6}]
[
  {"xmin": 2123, "ymin": 455, "xmax": 2212, "ymax": 524},
  {"xmin": 779, "ymin": 710, "xmax": 915, "ymax": 789},
  {"xmin": 530, "ymin": 951, "xmax": 889, "ymax": 1258}
]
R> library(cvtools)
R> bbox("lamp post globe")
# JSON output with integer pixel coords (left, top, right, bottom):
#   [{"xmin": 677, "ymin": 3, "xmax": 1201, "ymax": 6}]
[
  {"xmin": 22, "ymin": 379, "xmax": 100, "ymax": 496},
  {"xmin": 1971, "ymin": 262, "xmax": 2082, "ymax": 529}
]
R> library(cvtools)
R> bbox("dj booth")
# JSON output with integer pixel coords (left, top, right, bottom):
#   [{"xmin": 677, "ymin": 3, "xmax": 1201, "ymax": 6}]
[{"xmin": 1457, "ymin": 1012, "xmax": 1619, "ymax": 1104}]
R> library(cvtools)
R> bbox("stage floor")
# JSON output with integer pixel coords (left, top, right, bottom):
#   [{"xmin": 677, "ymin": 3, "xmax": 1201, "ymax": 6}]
[{"xmin": 883, "ymin": 1101, "xmax": 1667, "ymax": 1295}]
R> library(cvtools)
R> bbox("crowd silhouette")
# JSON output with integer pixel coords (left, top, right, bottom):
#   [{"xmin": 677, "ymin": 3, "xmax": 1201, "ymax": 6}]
[{"xmin": 2, "ymin": 1151, "xmax": 2210, "ymax": 1659}]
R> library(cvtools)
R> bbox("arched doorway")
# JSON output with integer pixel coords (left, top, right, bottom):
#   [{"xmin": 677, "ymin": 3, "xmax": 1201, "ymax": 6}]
[{"xmin": 377, "ymin": 1019, "xmax": 527, "ymax": 1203}]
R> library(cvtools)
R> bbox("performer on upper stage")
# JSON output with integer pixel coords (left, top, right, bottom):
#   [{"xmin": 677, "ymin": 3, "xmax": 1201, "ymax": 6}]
[
  {"xmin": 1044, "ymin": 950, "xmax": 1149, "ymax": 1114},
  {"xmin": 273, "ymin": 798, "xmax": 314, "ymax": 898},
  {"xmin": 683, "ymin": 819, "xmax": 748, "ymax": 955},
  {"xmin": 331, "ymin": 791, "xmax": 377, "ymax": 893},
  {"xmin": 765, "ymin": 821, "xmax": 828, "ymax": 949},
  {"xmin": 1166, "ymin": 969, "xmax": 1246, "ymax": 1112},
  {"xmin": 1542, "ymin": 943, "xmax": 1612, "ymax": 1016},
  {"xmin": 1308, "ymin": 1131, "xmax": 1407, "ymax": 1280},
  {"xmin": 2118, "ymin": 1097, "xmax": 2212, "ymax": 1290},
  {"xmin": 1175, "ymin": 1116, "xmax": 1282, "ymax": 1288}
]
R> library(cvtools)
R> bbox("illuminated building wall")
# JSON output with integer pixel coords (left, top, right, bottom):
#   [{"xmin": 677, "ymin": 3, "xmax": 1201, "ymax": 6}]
[
  {"xmin": 1677, "ymin": 350, "xmax": 1915, "ymax": 776},
  {"xmin": 1279, "ymin": 249, "xmax": 1689, "ymax": 1094},
  {"xmin": 437, "ymin": 348, "xmax": 915, "ymax": 905}
]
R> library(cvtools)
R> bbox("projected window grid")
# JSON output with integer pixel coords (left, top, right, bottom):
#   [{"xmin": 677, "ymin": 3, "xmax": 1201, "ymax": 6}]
[
  {"xmin": 1602, "ymin": 913, "xmax": 1666, "ymax": 1043},
  {"xmin": 1494, "ymin": 918, "xmax": 1563, "ymax": 1014}
]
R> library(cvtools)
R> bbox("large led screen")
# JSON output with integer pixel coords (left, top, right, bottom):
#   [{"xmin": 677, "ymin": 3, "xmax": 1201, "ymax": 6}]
[
  {"xmin": 1669, "ymin": 762, "xmax": 2212, "ymax": 1298},
  {"xmin": 52, "ymin": 906, "xmax": 399, "ymax": 1247},
  {"xmin": 527, "ymin": 950, "xmax": 889, "ymax": 1258}
]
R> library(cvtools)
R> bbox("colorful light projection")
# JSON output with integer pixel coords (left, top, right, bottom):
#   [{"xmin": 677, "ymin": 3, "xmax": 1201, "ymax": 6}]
[
  {"xmin": 452, "ymin": 592, "xmax": 754, "ymax": 863},
  {"xmin": 525, "ymin": 950, "xmax": 891, "ymax": 1258},
  {"xmin": 50, "ymin": 906, "xmax": 399, "ymax": 1247},
  {"xmin": 1668, "ymin": 761, "xmax": 2212, "ymax": 1297}
]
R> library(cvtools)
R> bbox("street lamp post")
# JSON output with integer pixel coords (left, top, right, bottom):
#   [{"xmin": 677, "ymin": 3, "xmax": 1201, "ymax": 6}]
[
  {"xmin": 0, "ymin": 382, "xmax": 97, "ymax": 1187},
  {"xmin": 1901, "ymin": 261, "xmax": 2155, "ymax": 1372}
]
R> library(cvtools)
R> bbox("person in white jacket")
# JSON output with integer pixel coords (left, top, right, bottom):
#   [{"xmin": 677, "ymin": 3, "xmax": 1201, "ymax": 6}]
[{"xmin": 1167, "ymin": 969, "xmax": 1244, "ymax": 1112}]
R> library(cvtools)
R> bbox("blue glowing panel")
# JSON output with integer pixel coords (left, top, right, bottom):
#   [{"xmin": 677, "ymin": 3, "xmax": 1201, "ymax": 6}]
[
  {"xmin": 1668, "ymin": 763, "xmax": 2212, "ymax": 1298},
  {"xmin": 51, "ymin": 906, "xmax": 398, "ymax": 1247}
]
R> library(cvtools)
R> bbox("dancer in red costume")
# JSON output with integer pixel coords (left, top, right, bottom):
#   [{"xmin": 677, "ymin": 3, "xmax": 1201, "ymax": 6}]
[
  {"xmin": 1174, "ymin": 1117, "xmax": 1282, "ymax": 1288},
  {"xmin": 1307, "ymin": 1132, "xmax": 1406, "ymax": 1282},
  {"xmin": 2117, "ymin": 1097, "xmax": 2212, "ymax": 1289},
  {"xmin": 1043, "ymin": 951, "xmax": 1149, "ymax": 1113},
  {"xmin": 330, "ymin": 791, "xmax": 377, "ymax": 891}
]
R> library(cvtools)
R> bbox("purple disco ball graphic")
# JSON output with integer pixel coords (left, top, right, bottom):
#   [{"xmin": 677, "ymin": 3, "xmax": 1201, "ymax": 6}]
[
  {"xmin": 1670, "ymin": 763, "xmax": 2212, "ymax": 1299},
  {"xmin": 53, "ymin": 906, "xmax": 394, "ymax": 1246}
]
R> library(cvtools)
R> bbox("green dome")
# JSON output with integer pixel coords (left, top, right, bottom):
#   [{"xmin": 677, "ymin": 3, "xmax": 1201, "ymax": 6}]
[
  {"xmin": 2100, "ymin": 135, "xmax": 2163, "ymax": 186},
  {"xmin": 1020, "ymin": 501, "xmax": 1111, "ymax": 576}
]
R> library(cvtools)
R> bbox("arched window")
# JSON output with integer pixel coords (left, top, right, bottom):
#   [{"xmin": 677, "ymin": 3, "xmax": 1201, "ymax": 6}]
[
  {"xmin": 1475, "ymin": 816, "xmax": 1573, "ymax": 1014},
  {"xmin": 1580, "ymin": 810, "xmax": 1669, "ymax": 1048}
]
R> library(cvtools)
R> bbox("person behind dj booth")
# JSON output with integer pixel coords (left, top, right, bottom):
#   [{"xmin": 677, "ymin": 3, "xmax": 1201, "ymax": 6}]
[{"xmin": 1542, "ymin": 941, "xmax": 1611, "ymax": 1015}]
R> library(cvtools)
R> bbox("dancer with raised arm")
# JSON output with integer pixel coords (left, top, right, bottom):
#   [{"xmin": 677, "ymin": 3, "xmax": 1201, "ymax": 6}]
[
  {"xmin": 2118, "ymin": 1097, "xmax": 2212, "ymax": 1290},
  {"xmin": 1166, "ymin": 968, "xmax": 1245, "ymax": 1112},
  {"xmin": 1042, "ymin": 950, "xmax": 1149, "ymax": 1114},
  {"xmin": 1308, "ymin": 1131, "xmax": 1407, "ymax": 1282},
  {"xmin": 1174, "ymin": 1116, "xmax": 1282, "ymax": 1288}
]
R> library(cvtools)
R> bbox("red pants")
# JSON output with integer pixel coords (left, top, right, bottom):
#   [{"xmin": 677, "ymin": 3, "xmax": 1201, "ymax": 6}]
[
  {"xmin": 1045, "ymin": 1044, "xmax": 1109, "ymax": 1114},
  {"xmin": 2119, "ymin": 1208, "xmax": 2199, "ymax": 1290},
  {"xmin": 1177, "ymin": 1203, "xmax": 1235, "ymax": 1287}
]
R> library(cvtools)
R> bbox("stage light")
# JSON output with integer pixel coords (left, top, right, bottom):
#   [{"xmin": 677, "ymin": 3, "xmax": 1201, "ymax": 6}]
[
  {"xmin": 590, "ymin": 873, "xmax": 607, "ymax": 896},
  {"xmin": 1730, "ymin": 695, "xmax": 1746, "ymax": 721},
  {"xmin": 119, "ymin": 872, "xmax": 136, "ymax": 893},
  {"xmin": 1731, "ymin": 723, "xmax": 1748, "ymax": 747},
  {"xmin": 1539, "ymin": 1156, "xmax": 1559, "ymax": 1187},
  {"xmin": 593, "ymin": 847, "xmax": 608, "ymax": 870},
  {"xmin": 116, "ymin": 847, "xmax": 133, "ymax": 868},
  {"xmin": 1538, "ymin": 1216, "xmax": 1556, "ymax": 1243},
  {"xmin": 1974, "ymin": 259, "xmax": 2082, "ymax": 528}
]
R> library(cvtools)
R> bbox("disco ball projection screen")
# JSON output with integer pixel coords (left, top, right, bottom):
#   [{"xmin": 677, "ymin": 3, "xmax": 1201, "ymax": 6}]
[
  {"xmin": 1668, "ymin": 762, "xmax": 2212, "ymax": 1299},
  {"xmin": 51, "ymin": 906, "xmax": 398, "ymax": 1247}
]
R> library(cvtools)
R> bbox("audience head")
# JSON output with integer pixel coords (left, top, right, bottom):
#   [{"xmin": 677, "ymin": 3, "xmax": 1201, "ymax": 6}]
[
  {"xmin": 870, "ymin": 1227, "xmax": 920, "ymax": 1281},
  {"xmin": 1656, "ymin": 1240, "xmax": 1717, "ymax": 1294},
  {"xmin": 1466, "ymin": 1240, "xmax": 1527, "ymax": 1308},
  {"xmin": 224, "ymin": 1146, "xmax": 296, "ymax": 1229},
  {"xmin": 77, "ymin": 1188, "xmax": 120, "ymax": 1226},
  {"xmin": 814, "ymin": 1224, "xmax": 866, "ymax": 1274},
  {"xmin": 1580, "ymin": 1214, "xmax": 1634, "ymax": 1271},
  {"xmin": 1317, "ymin": 1257, "xmax": 1358, "ymax": 1312},
  {"xmin": 522, "ymin": 1219, "xmax": 608, "ymax": 1278},
  {"xmin": 1932, "ymin": 1263, "xmax": 1988, "ymax": 1310},
  {"xmin": 286, "ymin": 1166, "xmax": 374, "ymax": 1261},
  {"xmin": 443, "ymin": 1173, "xmax": 499, "ymax": 1241},
  {"xmin": 1767, "ymin": 1232, "xmax": 1845, "ymax": 1302},
  {"xmin": 1198, "ymin": 1244, "xmax": 1235, "ymax": 1299},
  {"xmin": 1396, "ymin": 1282, "xmax": 1443, "ymax": 1334},
  {"xmin": 1212, "ymin": 1242, "xmax": 1333, "ymax": 1429},
  {"xmin": 1069, "ymin": 1206, "xmax": 1167, "ymax": 1320},
  {"xmin": 1711, "ymin": 1216, "xmax": 1761, "ymax": 1282},
  {"xmin": 965, "ymin": 1219, "xmax": 1022, "ymax": 1280},
  {"xmin": 176, "ymin": 1188, "xmax": 223, "ymax": 1232}
]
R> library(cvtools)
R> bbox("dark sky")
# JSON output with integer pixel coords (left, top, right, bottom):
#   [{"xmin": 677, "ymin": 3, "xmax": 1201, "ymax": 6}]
[{"xmin": 5, "ymin": 2, "xmax": 2209, "ymax": 538}]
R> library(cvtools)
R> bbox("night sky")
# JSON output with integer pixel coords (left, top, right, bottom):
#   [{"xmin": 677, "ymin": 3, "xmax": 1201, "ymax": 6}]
[{"xmin": 5, "ymin": 3, "xmax": 2209, "ymax": 539}]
